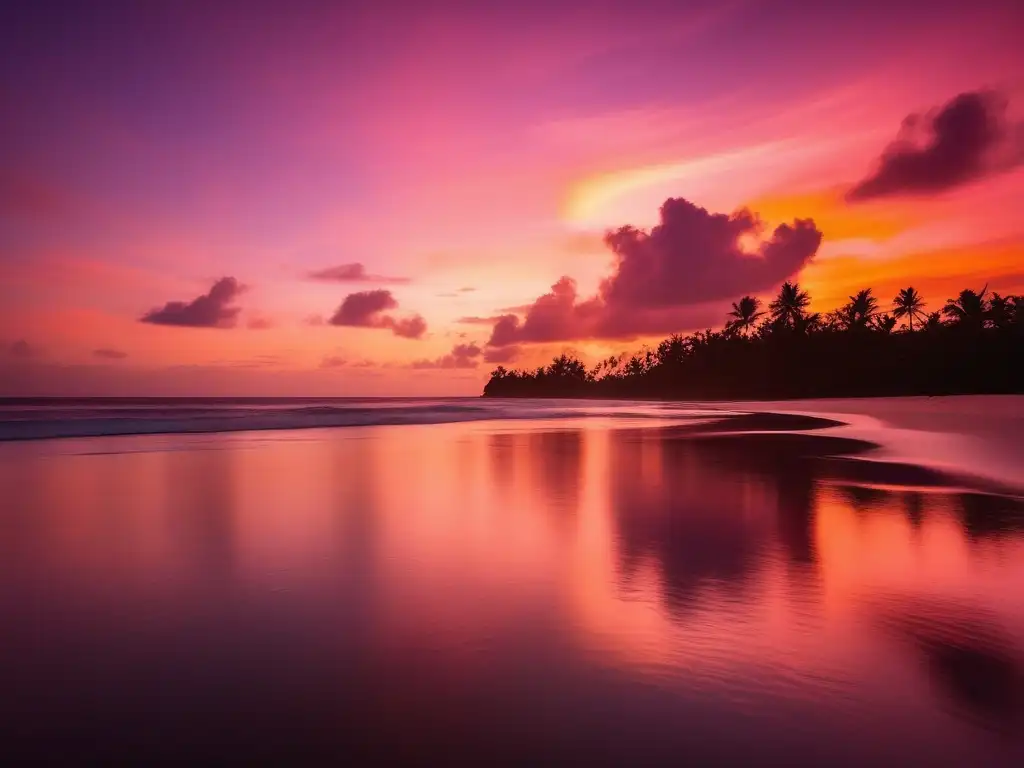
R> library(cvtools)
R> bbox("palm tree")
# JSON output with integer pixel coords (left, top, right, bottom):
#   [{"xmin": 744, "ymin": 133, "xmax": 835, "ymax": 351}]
[
  {"xmin": 726, "ymin": 296, "xmax": 764, "ymax": 336},
  {"xmin": 769, "ymin": 282, "xmax": 811, "ymax": 329},
  {"xmin": 987, "ymin": 292, "xmax": 1014, "ymax": 330},
  {"xmin": 793, "ymin": 311, "xmax": 822, "ymax": 336},
  {"xmin": 943, "ymin": 286, "xmax": 989, "ymax": 328},
  {"xmin": 892, "ymin": 287, "xmax": 926, "ymax": 331},
  {"xmin": 656, "ymin": 334, "xmax": 688, "ymax": 366},
  {"xmin": 923, "ymin": 311, "xmax": 944, "ymax": 332},
  {"xmin": 842, "ymin": 288, "xmax": 879, "ymax": 330},
  {"xmin": 872, "ymin": 313, "xmax": 897, "ymax": 334}
]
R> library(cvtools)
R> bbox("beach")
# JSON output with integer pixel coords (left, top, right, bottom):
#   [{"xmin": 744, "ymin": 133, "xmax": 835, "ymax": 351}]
[{"xmin": 2, "ymin": 397, "xmax": 1024, "ymax": 764}]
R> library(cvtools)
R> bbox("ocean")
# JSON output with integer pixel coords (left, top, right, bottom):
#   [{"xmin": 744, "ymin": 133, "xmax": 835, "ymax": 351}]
[{"xmin": 2, "ymin": 395, "xmax": 1023, "ymax": 764}]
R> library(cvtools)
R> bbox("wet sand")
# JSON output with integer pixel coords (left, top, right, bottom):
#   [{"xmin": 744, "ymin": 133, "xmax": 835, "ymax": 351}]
[{"xmin": 2, "ymin": 407, "xmax": 1024, "ymax": 764}]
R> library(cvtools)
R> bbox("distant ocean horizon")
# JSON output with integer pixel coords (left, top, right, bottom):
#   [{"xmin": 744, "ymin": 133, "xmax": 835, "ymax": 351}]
[{"xmin": 0, "ymin": 396, "xmax": 720, "ymax": 442}]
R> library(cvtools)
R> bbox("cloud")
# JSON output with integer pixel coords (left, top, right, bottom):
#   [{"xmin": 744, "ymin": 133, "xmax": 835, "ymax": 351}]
[
  {"xmin": 848, "ymin": 90, "xmax": 1024, "ymax": 202},
  {"xmin": 329, "ymin": 289, "xmax": 397, "ymax": 324},
  {"xmin": 140, "ymin": 277, "xmax": 244, "ymax": 328},
  {"xmin": 320, "ymin": 356, "xmax": 382, "ymax": 370},
  {"xmin": 327, "ymin": 289, "xmax": 427, "ymax": 339},
  {"xmin": 438, "ymin": 286, "xmax": 478, "ymax": 298},
  {"xmin": 602, "ymin": 199, "xmax": 821, "ymax": 307},
  {"xmin": 93, "ymin": 348, "xmax": 127, "ymax": 360},
  {"xmin": 483, "ymin": 346, "xmax": 521, "ymax": 364},
  {"xmin": 307, "ymin": 262, "xmax": 409, "ymax": 284},
  {"xmin": 411, "ymin": 342, "xmax": 483, "ymax": 369},
  {"xmin": 247, "ymin": 316, "xmax": 273, "ymax": 330},
  {"xmin": 223, "ymin": 355, "xmax": 282, "ymax": 369},
  {"xmin": 8, "ymin": 339, "xmax": 33, "ymax": 359},
  {"xmin": 386, "ymin": 315, "xmax": 428, "ymax": 339},
  {"xmin": 457, "ymin": 315, "xmax": 503, "ymax": 325},
  {"xmin": 486, "ymin": 197, "xmax": 821, "ymax": 348}
]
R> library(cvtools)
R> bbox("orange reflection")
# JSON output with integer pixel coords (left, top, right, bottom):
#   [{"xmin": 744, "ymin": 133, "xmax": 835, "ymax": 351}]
[{"xmin": 3, "ymin": 418, "xmax": 1024, "ymax": 733}]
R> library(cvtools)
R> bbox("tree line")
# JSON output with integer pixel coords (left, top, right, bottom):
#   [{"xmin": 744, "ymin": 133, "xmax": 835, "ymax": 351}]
[{"xmin": 482, "ymin": 284, "xmax": 1024, "ymax": 399}]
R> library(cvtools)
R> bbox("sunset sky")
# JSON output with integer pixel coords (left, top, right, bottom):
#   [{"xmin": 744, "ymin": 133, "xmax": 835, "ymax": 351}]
[{"xmin": 2, "ymin": 0, "xmax": 1023, "ymax": 396}]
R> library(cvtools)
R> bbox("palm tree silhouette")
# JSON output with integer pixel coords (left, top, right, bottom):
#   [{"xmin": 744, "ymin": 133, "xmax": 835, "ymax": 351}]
[
  {"xmin": 892, "ymin": 287, "xmax": 927, "ymax": 331},
  {"xmin": 923, "ymin": 311, "xmax": 944, "ymax": 332},
  {"xmin": 843, "ymin": 288, "xmax": 879, "ymax": 330},
  {"xmin": 793, "ymin": 311, "xmax": 822, "ymax": 336},
  {"xmin": 872, "ymin": 313, "xmax": 897, "ymax": 334},
  {"xmin": 943, "ymin": 286, "xmax": 989, "ymax": 328},
  {"xmin": 987, "ymin": 293, "xmax": 1014, "ymax": 330},
  {"xmin": 726, "ymin": 296, "xmax": 765, "ymax": 336},
  {"xmin": 486, "ymin": 278, "xmax": 1022, "ymax": 400},
  {"xmin": 769, "ymin": 282, "xmax": 811, "ymax": 329}
]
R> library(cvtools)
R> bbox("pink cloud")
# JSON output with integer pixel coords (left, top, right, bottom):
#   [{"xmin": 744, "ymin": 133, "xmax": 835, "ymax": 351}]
[
  {"xmin": 483, "ymin": 345, "xmax": 521, "ymax": 364},
  {"xmin": 848, "ymin": 90, "xmax": 1024, "ymax": 201},
  {"xmin": 307, "ymin": 262, "xmax": 410, "ymax": 284},
  {"xmin": 411, "ymin": 342, "xmax": 482, "ymax": 369},
  {"xmin": 141, "ymin": 277, "xmax": 244, "ymax": 329},
  {"xmin": 327, "ymin": 289, "xmax": 427, "ymax": 339},
  {"xmin": 487, "ymin": 197, "xmax": 822, "ymax": 348},
  {"xmin": 247, "ymin": 316, "xmax": 274, "ymax": 330}
]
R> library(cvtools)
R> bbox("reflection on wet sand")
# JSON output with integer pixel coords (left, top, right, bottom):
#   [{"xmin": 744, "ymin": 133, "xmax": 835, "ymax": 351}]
[
  {"xmin": 2, "ymin": 413, "xmax": 1024, "ymax": 763},
  {"xmin": 608, "ymin": 429, "xmax": 774, "ymax": 615},
  {"xmin": 873, "ymin": 597, "xmax": 1024, "ymax": 730}
]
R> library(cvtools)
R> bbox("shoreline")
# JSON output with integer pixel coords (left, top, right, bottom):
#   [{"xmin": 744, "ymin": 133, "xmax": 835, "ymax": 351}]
[{"xmin": 3, "ymin": 398, "xmax": 1023, "ymax": 499}]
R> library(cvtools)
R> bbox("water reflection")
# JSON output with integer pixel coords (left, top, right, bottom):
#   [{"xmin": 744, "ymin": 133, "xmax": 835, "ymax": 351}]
[
  {"xmin": 529, "ymin": 429, "xmax": 584, "ymax": 518},
  {"xmin": 957, "ymin": 493, "xmax": 1024, "ymax": 540},
  {"xmin": 874, "ymin": 597, "xmax": 1024, "ymax": 730},
  {"xmin": 165, "ymin": 445, "xmax": 236, "ymax": 578},
  {"xmin": 608, "ymin": 430, "xmax": 770, "ymax": 615},
  {"xmin": 2, "ymin": 418, "xmax": 1024, "ymax": 764}
]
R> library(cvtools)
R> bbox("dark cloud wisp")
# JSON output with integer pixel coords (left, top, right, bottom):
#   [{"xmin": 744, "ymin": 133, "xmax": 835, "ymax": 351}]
[
  {"xmin": 307, "ymin": 263, "xmax": 409, "ymax": 284},
  {"xmin": 141, "ymin": 277, "xmax": 244, "ymax": 328},
  {"xmin": 457, "ymin": 315, "xmax": 503, "ymax": 325},
  {"xmin": 483, "ymin": 345, "xmax": 521, "ymax": 364},
  {"xmin": 412, "ymin": 343, "xmax": 483, "ymax": 369},
  {"xmin": 328, "ymin": 289, "xmax": 427, "ymax": 339},
  {"xmin": 93, "ymin": 348, "xmax": 128, "ymax": 360},
  {"xmin": 848, "ymin": 90, "xmax": 1024, "ymax": 202}
]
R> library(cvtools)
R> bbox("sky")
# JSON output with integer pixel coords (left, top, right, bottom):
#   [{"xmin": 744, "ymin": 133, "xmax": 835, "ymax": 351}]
[{"xmin": 1, "ymin": 0, "xmax": 1023, "ymax": 396}]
